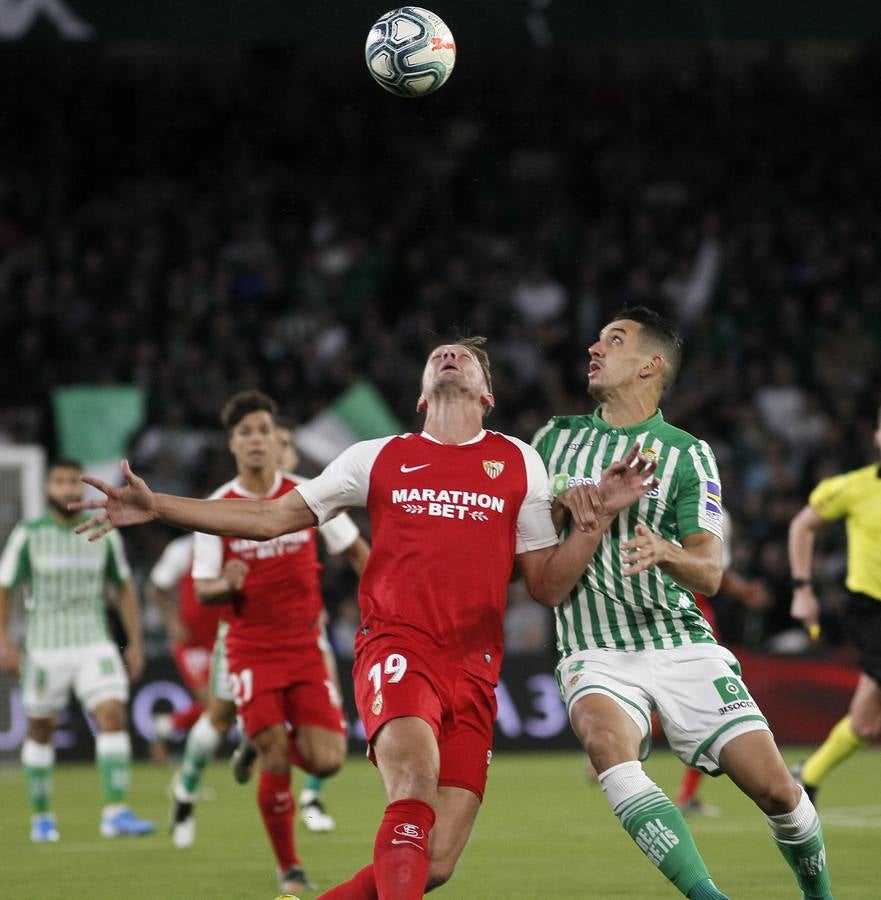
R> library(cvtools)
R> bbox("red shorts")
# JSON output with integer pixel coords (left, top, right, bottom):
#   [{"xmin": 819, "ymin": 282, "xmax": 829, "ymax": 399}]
[
  {"xmin": 172, "ymin": 642, "xmax": 212, "ymax": 693},
  {"xmin": 228, "ymin": 643, "xmax": 347, "ymax": 739},
  {"xmin": 353, "ymin": 638, "xmax": 497, "ymax": 800}
]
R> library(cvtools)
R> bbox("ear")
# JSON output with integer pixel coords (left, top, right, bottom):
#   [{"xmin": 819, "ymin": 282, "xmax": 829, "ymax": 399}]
[
  {"xmin": 481, "ymin": 392, "xmax": 495, "ymax": 412},
  {"xmin": 639, "ymin": 354, "xmax": 664, "ymax": 381},
  {"xmin": 416, "ymin": 395, "xmax": 427, "ymax": 414}
]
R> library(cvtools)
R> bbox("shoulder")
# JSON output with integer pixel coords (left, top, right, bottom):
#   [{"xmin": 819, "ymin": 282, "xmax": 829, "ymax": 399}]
[
  {"xmin": 652, "ymin": 418, "xmax": 707, "ymax": 451},
  {"xmin": 20, "ymin": 516, "xmax": 51, "ymax": 531}
]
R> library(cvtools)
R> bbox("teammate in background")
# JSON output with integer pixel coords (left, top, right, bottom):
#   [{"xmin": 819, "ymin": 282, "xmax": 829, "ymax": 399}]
[
  {"xmin": 171, "ymin": 391, "xmax": 368, "ymax": 894},
  {"xmin": 147, "ymin": 532, "xmax": 223, "ymax": 762},
  {"xmin": 72, "ymin": 338, "xmax": 657, "ymax": 900},
  {"xmin": 0, "ymin": 459, "xmax": 155, "ymax": 842},
  {"xmin": 788, "ymin": 404, "xmax": 881, "ymax": 803},
  {"xmin": 168, "ymin": 420, "xmax": 367, "ymax": 854},
  {"xmin": 230, "ymin": 419, "xmax": 351, "ymax": 833},
  {"xmin": 533, "ymin": 307, "xmax": 832, "ymax": 900}
]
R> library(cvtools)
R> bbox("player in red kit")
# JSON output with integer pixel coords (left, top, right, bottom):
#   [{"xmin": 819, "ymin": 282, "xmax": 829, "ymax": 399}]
[
  {"xmin": 73, "ymin": 339, "xmax": 658, "ymax": 899},
  {"xmin": 147, "ymin": 533, "xmax": 223, "ymax": 760},
  {"xmin": 190, "ymin": 390, "xmax": 367, "ymax": 894}
]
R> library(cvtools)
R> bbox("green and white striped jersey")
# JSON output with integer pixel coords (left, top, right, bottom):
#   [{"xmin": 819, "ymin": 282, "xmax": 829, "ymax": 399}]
[
  {"xmin": 0, "ymin": 515, "xmax": 130, "ymax": 650},
  {"xmin": 532, "ymin": 409, "xmax": 724, "ymax": 655}
]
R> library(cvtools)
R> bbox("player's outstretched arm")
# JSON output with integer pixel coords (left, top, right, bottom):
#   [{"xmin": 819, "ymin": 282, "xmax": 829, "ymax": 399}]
[{"xmin": 71, "ymin": 459, "xmax": 318, "ymax": 541}]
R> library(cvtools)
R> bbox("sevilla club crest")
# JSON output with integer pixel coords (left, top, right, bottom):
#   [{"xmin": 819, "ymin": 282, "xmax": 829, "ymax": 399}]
[{"xmin": 483, "ymin": 460, "xmax": 505, "ymax": 479}]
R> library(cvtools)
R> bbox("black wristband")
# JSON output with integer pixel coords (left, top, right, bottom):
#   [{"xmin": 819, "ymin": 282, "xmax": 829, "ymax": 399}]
[{"xmin": 791, "ymin": 578, "xmax": 812, "ymax": 589}]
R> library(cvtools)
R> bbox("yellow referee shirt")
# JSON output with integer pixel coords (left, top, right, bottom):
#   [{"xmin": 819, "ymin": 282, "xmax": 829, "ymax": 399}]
[{"xmin": 809, "ymin": 463, "xmax": 881, "ymax": 602}]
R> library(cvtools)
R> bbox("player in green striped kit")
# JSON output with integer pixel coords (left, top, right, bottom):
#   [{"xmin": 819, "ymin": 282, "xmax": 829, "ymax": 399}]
[
  {"xmin": 533, "ymin": 308, "xmax": 832, "ymax": 900},
  {"xmin": 0, "ymin": 459, "xmax": 154, "ymax": 842}
]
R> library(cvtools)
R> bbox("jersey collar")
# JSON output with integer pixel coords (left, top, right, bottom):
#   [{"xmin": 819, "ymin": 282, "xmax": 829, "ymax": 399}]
[
  {"xmin": 231, "ymin": 471, "xmax": 283, "ymax": 499},
  {"xmin": 590, "ymin": 408, "xmax": 665, "ymax": 436},
  {"xmin": 420, "ymin": 429, "xmax": 486, "ymax": 446}
]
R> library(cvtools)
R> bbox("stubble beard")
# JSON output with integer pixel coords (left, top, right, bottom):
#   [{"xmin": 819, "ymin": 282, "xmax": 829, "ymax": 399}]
[{"xmin": 48, "ymin": 496, "xmax": 79, "ymax": 522}]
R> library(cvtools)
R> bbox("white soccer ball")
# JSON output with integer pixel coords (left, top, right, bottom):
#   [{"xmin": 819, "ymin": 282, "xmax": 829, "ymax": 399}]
[{"xmin": 365, "ymin": 7, "xmax": 456, "ymax": 97}]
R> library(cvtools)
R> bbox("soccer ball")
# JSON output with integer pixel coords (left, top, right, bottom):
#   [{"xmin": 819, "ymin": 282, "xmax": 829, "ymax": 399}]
[{"xmin": 365, "ymin": 7, "xmax": 456, "ymax": 97}]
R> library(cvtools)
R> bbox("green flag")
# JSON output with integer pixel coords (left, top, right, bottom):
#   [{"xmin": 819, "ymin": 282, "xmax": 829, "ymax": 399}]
[
  {"xmin": 295, "ymin": 382, "xmax": 402, "ymax": 466},
  {"xmin": 52, "ymin": 385, "xmax": 146, "ymax": 466}
]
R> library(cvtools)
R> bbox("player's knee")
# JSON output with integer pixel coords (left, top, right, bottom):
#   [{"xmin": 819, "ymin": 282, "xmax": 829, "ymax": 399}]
[
  {"xmin": 208, "ymin": 699, "xmax": 236, "ymax": 731},
  {"xmin": 752, "ymin": 774, "xmax": 802, "ymax": 816},
  {"xmin": 307, "ymin": 746, "xmax": 345, "ymax": 779},
  {"xmin": 27, "ymin": 719, "xmax": 54, "ymax": 743},
  {"xmin": 94, "ymin": 700, "xmax": 126, "ymax": 732},
  {"xmin": 583, "ymin": 728, "xmax": 631, "ymax": 772},
  {"xmin": 426, "ymin": 858, "xmax": 456, "ymax": 891},
  {"xmin": 851, "ymin": 715, "xmax": 881, "ymax": 741}
]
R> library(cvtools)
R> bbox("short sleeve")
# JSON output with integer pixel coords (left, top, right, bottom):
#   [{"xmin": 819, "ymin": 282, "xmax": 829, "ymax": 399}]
[
  {"xmin": 809, "ymin": 473, "xmax": 853, "ymax": 521},
  {"xmin": 676, "ymin": 441, "xmax": 724, "ymax": 541},
  {"xmin": 511, "ymin": 439, "xmax": 559, "ymax": 554},
  {"xmin": 192, "ymin": 532, "xmax": 224, "ymax": 579},
  {"xmin": 150, "ymin": 535, "xmax": 194, "ymax": 589},
  {"xmin": 104, "ymin": 529, "xmax": 132, "ymax": 584},
  {"xmin": 318, "ymin": 512, "xmax": 360, "ymax": 556},
  {"xmin": 296, "ymin": 437, "xmax": 393, "ymax": 525},
  {"xmin": 0, "ymin": 523, "xmax": 29, "ymax": 589}
]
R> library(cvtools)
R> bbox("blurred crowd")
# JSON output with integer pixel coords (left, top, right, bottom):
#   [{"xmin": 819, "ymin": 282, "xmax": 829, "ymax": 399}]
[{"xmin": 2, "ymin": 43, "xmax": 880, "ymax": 656}]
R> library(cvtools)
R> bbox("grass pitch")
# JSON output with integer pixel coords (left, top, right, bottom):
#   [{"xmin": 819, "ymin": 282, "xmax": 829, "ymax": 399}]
[{"xmin": 1, "ymin": 748, "xmax": 877, "ymax": 899}]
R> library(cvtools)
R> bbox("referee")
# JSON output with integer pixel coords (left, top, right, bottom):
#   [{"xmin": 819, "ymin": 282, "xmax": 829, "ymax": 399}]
[{"xmin": 788, "ymin": 404, "xmax": 881, "ymax": 802}]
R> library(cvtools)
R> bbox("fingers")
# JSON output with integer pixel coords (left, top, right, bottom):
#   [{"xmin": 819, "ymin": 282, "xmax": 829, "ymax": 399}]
[
  {"xmin": 68, "ymin": 499, "xmax": 108, "ymax": 512},
  {"xmin": 74, "ymin": 515, "xmax": 115, "ymax": 541},
  {"xmin": 80, "ymin": 474, "xmax": 115, "ymax": 496}
]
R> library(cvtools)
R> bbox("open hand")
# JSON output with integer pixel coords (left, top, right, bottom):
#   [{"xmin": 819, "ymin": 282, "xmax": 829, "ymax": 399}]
[
  {"xmin": 69, "ymin": 460, "xmax": 157, "ymax": 540},
  {"xmin": 620, "ymin": 523, "xmax": 668, "ymax": 577},
  {"xmin": 597, "ymin": 444, "xmax": 659, "ymax": 518}
]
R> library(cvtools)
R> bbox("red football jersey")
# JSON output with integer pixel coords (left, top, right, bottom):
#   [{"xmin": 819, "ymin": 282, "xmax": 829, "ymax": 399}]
[
  {"xmin": 298, "ymin": 430, "xmax": 557, "ymax": 682},
  {"xmin": 192, "ymin": 472, "xmax": 359, "ymax": 663},
  {"xmin": 149, "ymin": 534, "xmax": 222, "ymax": 649}
]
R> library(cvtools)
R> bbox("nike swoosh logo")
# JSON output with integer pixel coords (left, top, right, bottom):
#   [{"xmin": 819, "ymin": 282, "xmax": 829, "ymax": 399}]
[
  {"xmin": 400, "ymin": 464, "xmax": 431, "ymax": 473},
  {"xmin": 390, "ymin": 838, "xmax": 422, "ymax": 848}
]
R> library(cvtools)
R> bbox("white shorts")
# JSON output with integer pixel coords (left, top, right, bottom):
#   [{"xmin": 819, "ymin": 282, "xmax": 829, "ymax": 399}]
[
  {"xmin": 209, "ymin": 623, "xmax": 234, "ymax": 703},
  {"xmin": 556, "ymin": 643, "xmax": 770, "ymax": 774},
  {"xmin": 22, "ymin": 641, "xmax": 128, "ymax": 718}
]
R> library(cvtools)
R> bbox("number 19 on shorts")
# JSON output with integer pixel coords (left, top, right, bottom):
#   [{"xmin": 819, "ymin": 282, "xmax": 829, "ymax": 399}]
[{"xmin": 367, "ymin": 654, "xmax": 408, "ymax": 694}]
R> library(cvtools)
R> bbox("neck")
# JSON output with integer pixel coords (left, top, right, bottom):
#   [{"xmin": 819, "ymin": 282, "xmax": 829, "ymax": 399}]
[
  {"xmin": 49, "ymin": 507, "xmax": 78, "ymax": 528},
  {"xmin": 597, "ymin": 388, "xmax": 659, "ymax": 428},
  {"xmin": 422, "ymin": 397, "xmax": 486, "ymax": 445},
  {"xmin": 238, "ymin": 467, "xmax": 277, "ymax": 496}
]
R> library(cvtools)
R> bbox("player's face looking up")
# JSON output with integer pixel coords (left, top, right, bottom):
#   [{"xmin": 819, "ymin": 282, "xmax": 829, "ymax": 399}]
[
  {"xmin": 46, "ymin": 464, "xmax": 83, "ymax": 517},
  {"xmin": 274, "ymin": 426, "xmax": 299, "ymax": 473},
  {"xmin": 228, "ymin": 409, "xmax": 275, "ymax": 474},
  {"xmin": 587, "ymin": 320, "xmax": 659, "ymax": 400},
  {"xmin": 418, "ymin": 344, "xmax": 494, "ymax": 413}
]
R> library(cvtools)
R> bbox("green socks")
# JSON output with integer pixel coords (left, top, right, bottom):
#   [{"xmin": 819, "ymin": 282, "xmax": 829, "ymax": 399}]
[
  {"xmin": 767, "ymin": 788, "xmax": 833, "ymax": 899},
  {"xmin": 96, "ymin": 732, "xmax": 132, "ymax": 803},
  {"xmin": 22, "ymin": 738, "xmax": 54, "ymax": 813},
  {"xmin": 600, "ymin": 761, "xmax": 726, "ymax": 898},
  {"xmin": 305, "ymin": 773, "xmax": 324, "ymax": 794},
  {"xmin": 178, "ymin": 713, "xmax": 222, "ymax": 798}
]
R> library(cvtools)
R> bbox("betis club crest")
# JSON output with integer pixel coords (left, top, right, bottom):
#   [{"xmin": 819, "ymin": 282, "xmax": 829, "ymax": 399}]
[{"xmin": 483, "ymin": 460, "xmax": 505, "ymax": 479}]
